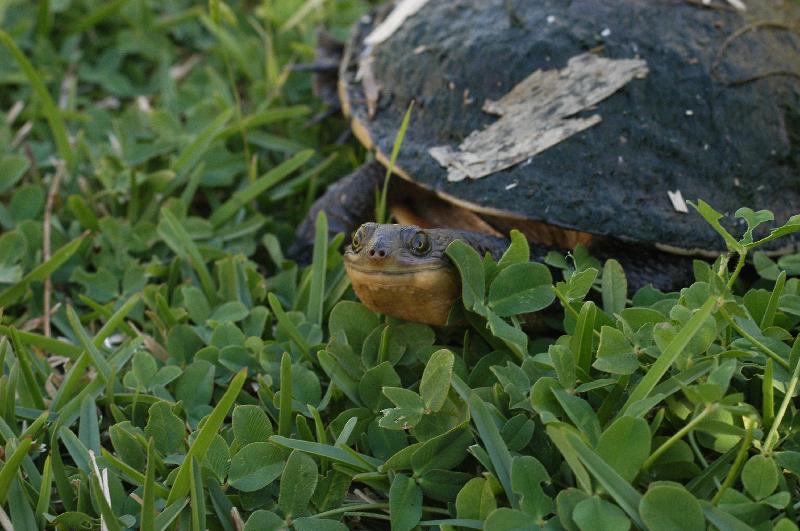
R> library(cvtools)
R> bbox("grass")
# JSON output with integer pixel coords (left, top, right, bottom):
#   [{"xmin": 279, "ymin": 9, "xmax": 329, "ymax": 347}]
[{"xmin": 1, "ymin": 1, "xmax": 800, "ymax": 530}]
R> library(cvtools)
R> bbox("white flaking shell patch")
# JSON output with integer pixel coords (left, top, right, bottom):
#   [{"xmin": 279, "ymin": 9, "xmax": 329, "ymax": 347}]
[
  {"xmin": 364, "ymin": 0, "xmax": 431, "ymax": 46},
  {"xmin": 667, "ymin": 189, "xmax": 689, "ymax": 213},
  {"xmin": 429, "ymin": 53, "xmax": 649, "ymax": 182}
]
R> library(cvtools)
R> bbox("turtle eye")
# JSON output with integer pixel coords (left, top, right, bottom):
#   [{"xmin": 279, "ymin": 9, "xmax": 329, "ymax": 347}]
[
  {"xmin": 351, "ymin": 228, "xmax": 364, "ymax": 251},
  {"xmin": 409, "ymin": 231, "xmax": 431, "ymax": 255}
]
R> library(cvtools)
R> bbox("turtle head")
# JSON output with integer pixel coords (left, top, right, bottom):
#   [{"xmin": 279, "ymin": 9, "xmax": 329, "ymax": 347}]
[
  {"xmin": 344, "ymin": 223, "xmax": 450, "ymax": 267},
  {"xmin": 343, "ymin": 223, "xmax": 461, "ymax": 326}
]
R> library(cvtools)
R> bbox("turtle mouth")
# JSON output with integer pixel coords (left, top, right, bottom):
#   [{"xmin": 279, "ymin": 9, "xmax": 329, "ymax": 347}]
[
  {"xmin": 342, "ymin": 259, "xmax": 450, "ymax": 276},
  {"xmin": 343, "ymin": 254, "xmax": 460, "ymax": 326}
]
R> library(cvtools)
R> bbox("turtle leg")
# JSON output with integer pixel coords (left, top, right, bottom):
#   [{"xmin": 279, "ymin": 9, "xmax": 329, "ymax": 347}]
[
  {"xmin": 288, "ymin": 161, "xmax": 384, "ymax": 263},
  {"xmin": 291, "ymin": 31, "xmax": 345, "ymax": 128},
  {"xmin": 312, "ymin": 30, "xmax": 344, "ymax": 111},
  {"xmin": 291, "ymin": 30, "xmax": 343, "ymax": 111}
]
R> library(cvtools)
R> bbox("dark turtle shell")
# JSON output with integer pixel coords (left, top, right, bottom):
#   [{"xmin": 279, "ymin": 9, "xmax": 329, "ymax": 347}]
[{"xmin": 340, "ymin": 0, "xmax": 800, "ymax": 252}]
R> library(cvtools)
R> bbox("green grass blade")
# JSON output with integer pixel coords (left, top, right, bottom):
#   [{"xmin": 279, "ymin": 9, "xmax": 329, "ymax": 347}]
[
  {"xmin": 141, "ymin": 438, "xmax": 157, "ymax": 531},
  {"xmin": 55, "ymin": 382, "xmax": 105, "ymax": 429},
  {"xmin": 545, "ymin": 423, "xmax": 592, "ymax": 493},
  {"xmin": 317, "ymin": 350, "xmax": 361, "ymax": 406},
  {"xmin": 67, "ymin": 195, "xmax": 100, "ymax": 231},
  {"xmin": 66, "ymin": 305, "xmax": 112, "ymax": 382},
  {"xmin": 419, "ymin": 519, "xmax": 483, "ymax": 529},
  {"xmin": 649, "ymin": 359, "xmax": 714, "ymax": 399},
  {"xmin": 268, "ymin": 293, "xmax": 311, "ymax": 360},
  {"xmin": 208, "ymin": 0, "xmax": 221, "ymax": 22},
  {"xmin": 0, "ymin": 339, "xmax": 8, "ymax": 377},
  {"xmin": 0, "ymin": 233, "xmax": 87, "ymax": 310},
  {"xmin": 78, "ymin": 395, "xmax": 100, "ymax": 453},
  {"xmin": 269, "ymin": 436, "xmax": 379, "ymax": 471},
  {"xmin": 0, "ymin": 327, "xmax": 81, "ymax": 358},
  {"xmin": 35, "ymin": 455, "xmax": 53, "ymax": 528},
  {"xmin": 0, "ymin": 438, "xmax": 33, "ymax": 504},
  {"xmin": 200, "ymin": 15, "xmax": 253, "ymax": 80},
  {"xmin": 686, "ymin": 443, "xmax": 738, "ymax": 497},
  {"xmin": 170, "ymin": 108, "xmax": 233, "ymax": 183},
  {"xmin": 100, "ymin": 447, "xmax": 169, "ymax": 498},
  {"xmin": 217, "ymin": 106, "xmax": 311, "ymax": 139},
  {"xmin": 7, "ymin": 477, "xmax": 36, "ymax": 529},
  {"xmin": 177, "ymin": 163, "xmax": 206, "ymax": 213},
  {"xmin": 337, "ymin": 441, "xmax": 382, "ymax": 471},
  {"xmin": 35, "ymin": 0, "xmax": 52, "ymax": 38},
  {"xmin": 559, "ymin": 427, "xmax": 645, "ymax": 528},
  {"xmin": 1, "ymin": 364, "xmax": 18, "ymax": 425},
  {"xmin": 206, "ymin": 482, "xmax": 235, "ymax": 531},
  {"xmin": 49, "ymin": 430, "xmax": 74, "ymax": 511},
  {"xmin": 702, "ymin": 503, "xmax": 754, "ymax": 531},
  {"xmin": 8, "ymin": 328, "xmax": 46, "ymax": 410},
  {"xmin": 764, "ymin": 336, "xmax": 800, "ymax": 453},
  {"xmin": 307, "ymin": 211, "xmax": 328, "ymax": 327},
  {"xmin": 209, "ymin": 149, "xmax": 313, "ymax": 227},
  {"xmin": 571, "ymin": 301, "xmax": 596, "ymax": 375},
  {"xmin": 0, "ymin": 30, "xmax": 75, "ymax": 170},
  {"xmin": 90, "ymin": 471, "xmax": 122, "ymax": 531},
  {"xmin": 618, "ymin": 297, "xmax": 716, "ymax": 417},
  {"xmin": 167, "ymin": 368, "xmax": 247, "ymax": 504},
  {"xmin": 761, "ymin": 270, "xmax": 786, "ymax": 329},
  {"xmin": 376, "ymin": 101, "xmax": 413, "ymax": 223},
  {"xmin": 154, "ymin": 498, "xmax": 189, "ymax": 531},
  {"xmin": 59, "ymin": 427, "xmax": 91, "ymax": 473},
  {"xmin": 190, "ymin": 457, "xmax": 206, "ymax": 531},
  {"xmin": 763, "ymin": 358, "xmax": 774, "ymax": 429},
  {"xmin": 20, "ymin": 409, "xmax": 49, "ymax": 442},
  {"xmin": 51, "ymin": 353, "xmax": 90, "ymax": 412},
  {"xmin": 279, "ymin": 352, "xmax": 293, "ymax": 437},
  {"xmin": 93, "ymin": 293, "xmax": 141, "ymax": 347},
  {"xmin": 158, "ymin": 208, "xmax": 217, "ymax": 304},
  {"xmin": 71, "ymin": 0, "xmax": 128, "ymax": 33},
  {"xmin": 469, "ymin": 393, "xmax": 518, "ymax": 508}
]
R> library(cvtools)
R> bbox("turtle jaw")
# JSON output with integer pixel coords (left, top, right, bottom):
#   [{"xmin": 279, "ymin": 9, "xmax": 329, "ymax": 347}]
[{"xmin": 343, "ymin": 257, "xmax": 460, "ymax": 326}]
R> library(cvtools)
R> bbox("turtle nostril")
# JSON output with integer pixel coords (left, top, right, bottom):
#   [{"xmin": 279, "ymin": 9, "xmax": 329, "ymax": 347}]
[
  {"xmin": 378, "ymin": 250, "xmax": 386, "ymax": 257},
  {"xmin": 368, "ymin": 249, "xmax": 375, "ymax": 257}
]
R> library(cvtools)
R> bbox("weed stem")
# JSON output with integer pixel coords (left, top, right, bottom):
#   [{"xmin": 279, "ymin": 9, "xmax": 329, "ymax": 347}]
[
  {"xmin": 763, "ymin": 349, "xmax": 800, "ymax": 454},
  {"xmin": 726, "ymin": 251, "xmax": 747, "ymax": 290},
  {"xmin": 643, "ymin": 404, "xmax": 716, "ymax": 471},
  {"xmin": 310, "ymin": 502, "xmax": 450, "ymax": 519},
  {"xmin": 712, "ymin": 424, "xmax": 753, "ymax": 505},
  {"xmin": 719, "ymin": 307, "xmax": 789, "ymax": 370}
]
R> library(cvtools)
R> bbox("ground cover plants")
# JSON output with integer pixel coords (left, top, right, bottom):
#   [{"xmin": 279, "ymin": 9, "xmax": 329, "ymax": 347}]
[{"xmin": 1, "ymin": 0, "xmax": 800, "ymax": 529}]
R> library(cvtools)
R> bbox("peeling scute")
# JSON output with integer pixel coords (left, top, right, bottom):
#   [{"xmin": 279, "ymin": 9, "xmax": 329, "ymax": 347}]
[
  {"xmin": 364, "ymin": 0, "xmax": 431, "ymax": 46},
  {"xmin": 429, "ymin": 53, "xmax": 649, "ymax": 182},
  {"xmin": 356, "ymin": 55, "xmax": 381, "ymax": 118}
]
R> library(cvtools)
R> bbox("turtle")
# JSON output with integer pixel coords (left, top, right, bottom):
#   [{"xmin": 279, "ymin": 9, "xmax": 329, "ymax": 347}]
[{"xmin": 289, "ymin": 0, "xmax": 800, "ymax": 325}]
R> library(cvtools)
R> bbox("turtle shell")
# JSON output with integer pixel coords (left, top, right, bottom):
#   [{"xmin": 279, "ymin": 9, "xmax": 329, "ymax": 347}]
[{"xmin": 340, "ymin": 0, "xmax": 800, "ymax": 253}]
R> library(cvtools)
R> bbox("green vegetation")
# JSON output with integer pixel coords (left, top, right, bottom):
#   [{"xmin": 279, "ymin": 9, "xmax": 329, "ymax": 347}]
[{"xmin": 1, "ymin": 1, "xmax": 800, "ymax": 529}]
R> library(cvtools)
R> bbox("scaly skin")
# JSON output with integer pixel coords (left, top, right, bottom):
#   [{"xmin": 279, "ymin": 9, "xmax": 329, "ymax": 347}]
[{"xmin": 343, "ymin": 223, "xmax": 508, "ymax": 326}]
